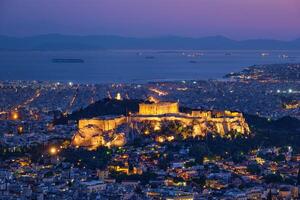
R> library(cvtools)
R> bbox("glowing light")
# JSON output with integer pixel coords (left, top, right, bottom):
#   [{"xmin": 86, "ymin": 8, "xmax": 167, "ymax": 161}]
[
  {"xmin": 115, "ymin": 93, "xmax": 122, "ymax": 100},
  {"xmin": 156, "ymin": 136, "xmax": 165, "ymax": 143},
  {"xmin": 17, "ymin": 126, "xmax": 24, "ymax": 134},
  {"xmin": 288, "ymin": 89, "xmax": 293, "ymax": 93},
  {"xmin": 149, "ymin": 88, "xmax": 168, "ymax": 96},
  {"xmin": 49, "ymin": 147, "xmax": 58, "ymax": 155},
  {"xmin": 154, "ymin": 124, "xmax": 161, "ymax": 131},
  {"xmin": 11, "ymin": 111, "xmax": 19, "ymax": 120},
  {"xmin": 147, "ymin": 96, "xmax": 160, "ymax": 103},
  {"xmin": 177, "ymin": 87, "xmax": 188, "ymax": 91},
  {"xmin": 277, "ymin": 89, "xmax": 281, "ymax": 93},
  {"xmin": 256, "ymin": 157, "xmax": 265, "ymax": 165},
  {"xmin": 167, "ymin": 136, "xmax": 175, "ymax": 142},
  {"xmin": 68, "ymin": 82, "xmax": 73, "ymax": 86}
]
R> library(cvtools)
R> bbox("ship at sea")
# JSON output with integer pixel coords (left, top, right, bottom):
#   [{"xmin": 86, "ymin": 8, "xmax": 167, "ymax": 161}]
[
  {"xmin": 145, "ymin": 56, "xmax": 155, "ymax": 59},
  {"xmin": 52, "ymin": 58, "xmax": 84, "ymax": 63}
]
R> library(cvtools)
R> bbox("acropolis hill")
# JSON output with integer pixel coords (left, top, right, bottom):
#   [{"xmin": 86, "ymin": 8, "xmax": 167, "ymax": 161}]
[{"xmin": 72, "ymin": 101, "xmax": 250, "ymax": 150}]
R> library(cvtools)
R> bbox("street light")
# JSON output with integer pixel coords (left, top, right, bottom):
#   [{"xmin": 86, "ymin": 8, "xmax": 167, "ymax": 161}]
[{"xmin": 49, "ymin": 147, "xmax": 57, "ymax": 155}]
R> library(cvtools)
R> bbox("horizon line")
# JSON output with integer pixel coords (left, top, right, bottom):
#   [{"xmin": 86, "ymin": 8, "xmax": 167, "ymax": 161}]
[{"xmin": 1, "ymin": 33, "xmax": 299, "ymax": 42}]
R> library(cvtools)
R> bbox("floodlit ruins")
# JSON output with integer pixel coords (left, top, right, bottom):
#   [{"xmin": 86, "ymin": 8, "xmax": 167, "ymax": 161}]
[{"xmin": 72, "ymin": 102, "xmax": 250, "ymax": 150}]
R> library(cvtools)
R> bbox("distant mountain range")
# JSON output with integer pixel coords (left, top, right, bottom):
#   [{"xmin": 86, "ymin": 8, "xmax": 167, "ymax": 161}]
[{"xmin": 1, "ymin": 34, "xmax": 300, "ymax": 50}]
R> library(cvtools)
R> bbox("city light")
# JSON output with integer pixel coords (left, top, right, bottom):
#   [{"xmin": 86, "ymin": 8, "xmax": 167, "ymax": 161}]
[
  {"xmin": 11, "ymin": 111, "xmax": 19, "ymax": 120},
  {"xmin": 154, "ymin": 124, "xmax": 161, "ymax": 131},
  {"xmin": 115, "ymin": 93, "xmax": 122, "ymax": 100},
  {"xmin": 17, "ymin": 126, "xmax": 24, "ymax": 134},
  {"xmin": 149, "ymin": 88, "xmax": 168, "ymax": 96},
  {"xmin": 49, "ymin": 147, "xmax": 58, "ymax": 155}
]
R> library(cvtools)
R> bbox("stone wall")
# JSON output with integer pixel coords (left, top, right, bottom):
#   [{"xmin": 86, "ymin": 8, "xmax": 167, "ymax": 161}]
[
  {"xmin": 132, "ymin": 114, "xmax": 250, "ymax": 136},
  {"xmin": 79, "ymin": 116, "xmax": 126, "ymax": 131},
  {"xmin": 191, "ymin": 111, "xmax": 212, "ymax": 119},
  {"xmin": 139, "ymin": 102, "xmax": 179, "ymax": 115}
]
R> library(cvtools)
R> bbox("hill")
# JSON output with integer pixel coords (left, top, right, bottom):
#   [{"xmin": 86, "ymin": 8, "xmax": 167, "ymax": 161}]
[
  {"xmin": 1, "ymin": 34, "xmax": 300, "ymax": 50},
  {"xmin": 54, "ymin": 98, "xmax": 300, "ymax": 134},
  {"xmin": 53, "ymin": 98, "xmax": 144, "ymax": 124}
]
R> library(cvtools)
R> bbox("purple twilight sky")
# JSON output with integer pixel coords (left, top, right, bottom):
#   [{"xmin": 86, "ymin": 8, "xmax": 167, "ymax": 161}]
[{"xmin": 0, "ymin": 0, "xmax": 300, "ymax": 40}]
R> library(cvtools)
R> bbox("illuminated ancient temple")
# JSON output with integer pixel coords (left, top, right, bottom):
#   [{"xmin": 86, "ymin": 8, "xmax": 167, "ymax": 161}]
[{"xmin": 139, "ymin": 102, "xmax": 179, "ymax": 115}]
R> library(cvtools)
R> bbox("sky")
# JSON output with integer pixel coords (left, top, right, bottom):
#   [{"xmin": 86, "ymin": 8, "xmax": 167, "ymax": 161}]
[{"xmin": 0, "ymin": 0, "xmax": 300, "ymax": 40}]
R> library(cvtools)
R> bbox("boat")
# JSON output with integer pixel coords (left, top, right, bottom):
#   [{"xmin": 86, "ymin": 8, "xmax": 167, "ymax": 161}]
[
  {"xmin": 52, "ymin": 58, "xmax": 84, "ymax": 63},
  {"xmin": 145, "ymin": 56, "xmax": 155, "ymax": 59},
  {"xmin": 278, "ymin": 54, "xmax": 289, "ymax": 59},
  {"xmin": 261, "ymin": 53, "xmax": 269, "ymax": 57}
]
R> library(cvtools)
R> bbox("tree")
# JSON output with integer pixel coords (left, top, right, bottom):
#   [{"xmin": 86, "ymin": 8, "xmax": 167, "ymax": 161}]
[
  {"xmin": 297, "ymin": 166, "xmax": 300, "ymax": 185},
  {"xmin": 247, "ymin": 164, "xmax": 261, "ymax": 175},
  {"xmin": 232, "ymin": 152, "xmax": 246, "ymax": 163},
  {"xmin": 184, "ymin": 160, "xmax": 196, "ymax": 168},
  {"xmin": 189, "ymin": 143, "xmax": 208, "ymax": 164},
  {"xmin": 192, "ymin": 175, "xmax": 206, "ymax": 188},
  {"xmin": 274, "ymin": 154, "xmax": 285, "ymax": 162},
  {"xmin": 264, "ymin": 173, "xmax": 283, "ymax": 184},
  {"xmin": 267, "ymin": 189, "xmax": 272, "ymax": 200},
  {"xmin": 61, "ymin": 147, "xmax": 111, "ymax": 170}
]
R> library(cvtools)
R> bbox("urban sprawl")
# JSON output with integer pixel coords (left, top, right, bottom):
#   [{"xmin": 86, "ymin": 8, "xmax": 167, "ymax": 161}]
[{"xmin": 1, "ymin": 63, "xmax": 300, "ymax": 200}]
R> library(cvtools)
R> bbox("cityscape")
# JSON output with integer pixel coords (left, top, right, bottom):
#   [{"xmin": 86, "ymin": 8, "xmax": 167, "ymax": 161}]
[
  {"xmin": 0, "ymin": 63, "xmax": 300, "ymax": 199},
  {"xmin": 1, "ymin": 0, "xmax": 300, "ymax": 199}
]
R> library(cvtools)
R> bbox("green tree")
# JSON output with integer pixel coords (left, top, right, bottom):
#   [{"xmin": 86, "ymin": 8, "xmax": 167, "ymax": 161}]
[
  {"xmin": 189, "ymin": 143, "xmax": 208, "ymax": 164},
  {"xmin": 297, "ymin": 166, "xmax": 300, "ymax": 185},
  {"xmin": 264, "ymin": 173, "xmax": 283, "ymax": 184},
  {"xmin": 247, "ymin": 164, "xmax": 261, "ymax": 175}
]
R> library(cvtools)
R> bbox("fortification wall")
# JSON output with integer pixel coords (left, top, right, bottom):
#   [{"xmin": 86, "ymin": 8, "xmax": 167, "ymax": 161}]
[
  {"xmin": 132, "ymin": 114, "xmax": 250, "ymax": 135},
  {"xmin": 191, "ymin": 111, "xmax": 212, "ymax": 118},
  {"xmin": 213, "ymin": 110, "xmax": 243, "ymax": 118},
  {"xmin": 78, "ymin": 116, "xmax": 126, "ymax": 131}
]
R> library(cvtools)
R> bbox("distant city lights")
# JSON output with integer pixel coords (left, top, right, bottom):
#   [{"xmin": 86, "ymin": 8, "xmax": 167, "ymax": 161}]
[{"xmin": 276, "ymin": 89, "xmax": 297, "ymax": 94}]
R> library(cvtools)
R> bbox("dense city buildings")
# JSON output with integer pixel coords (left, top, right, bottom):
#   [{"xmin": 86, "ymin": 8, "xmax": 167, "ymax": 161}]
[{"xmin": 0, "ymin": 63, "xmax": 300, "ymax": 199}]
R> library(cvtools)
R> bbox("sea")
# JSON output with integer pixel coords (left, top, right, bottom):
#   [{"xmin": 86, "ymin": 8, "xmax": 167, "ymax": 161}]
[{"xmin": 0, "ymin": 50, "xmax": 300, "ymax": 84}]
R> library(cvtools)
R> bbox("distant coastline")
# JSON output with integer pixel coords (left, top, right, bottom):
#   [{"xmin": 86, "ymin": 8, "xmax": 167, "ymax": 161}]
[{"xmin": 0, "ymin": 34, "xmax": 300, "ymax": 50}]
